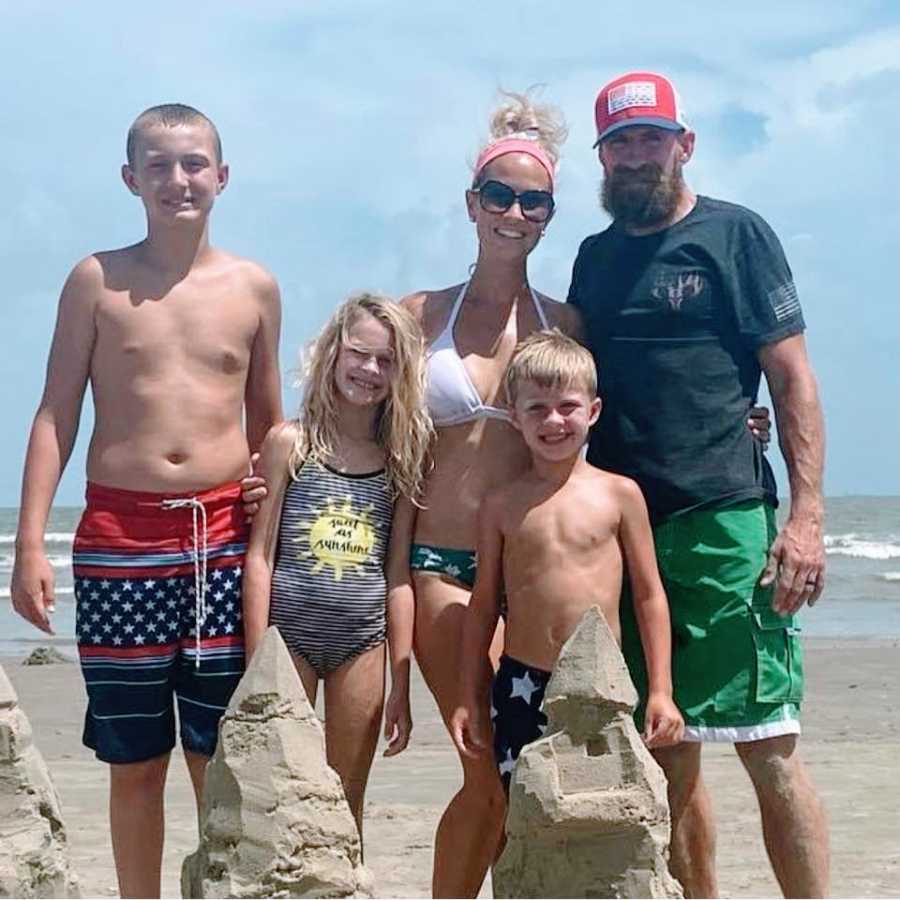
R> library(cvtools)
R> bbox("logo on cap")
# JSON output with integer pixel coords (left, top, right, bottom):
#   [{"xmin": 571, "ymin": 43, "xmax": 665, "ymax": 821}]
[
  {"xmin": 608, "ymin": 81, "xmax": 658, "ymax": 116},
  {"xmin": 593, "ymin": 71, "xmax": 688, "ymax": 147}
]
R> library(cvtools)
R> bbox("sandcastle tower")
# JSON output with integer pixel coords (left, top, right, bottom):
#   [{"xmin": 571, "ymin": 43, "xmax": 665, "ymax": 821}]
[
  {"xmin": 493, "ymin": 607, "xmax": 683, "ymax": 899},
  {"xmin": 182, "ymin": 627, "xmax": 372, "ymax": 898},
  {"xmin": 0, "ymin": 665, "xmax": 79, "ymax": 898}
]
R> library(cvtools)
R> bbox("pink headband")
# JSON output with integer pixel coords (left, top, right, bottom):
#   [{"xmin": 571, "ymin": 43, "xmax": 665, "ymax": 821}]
[{"xmin": 474, "ymin": 137, "xmax": 555, "ymax": 189}]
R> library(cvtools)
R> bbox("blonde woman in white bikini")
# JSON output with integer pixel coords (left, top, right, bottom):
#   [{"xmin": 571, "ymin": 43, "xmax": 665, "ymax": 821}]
[{"xmin": 401, "ymin": 92, "xmax": 580, "ymax": 899}]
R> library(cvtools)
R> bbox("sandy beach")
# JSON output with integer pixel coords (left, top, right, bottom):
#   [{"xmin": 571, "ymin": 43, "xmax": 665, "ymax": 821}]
[{"xmin": 4, "ymin": 637, "xmax": 899, "ymax": 899}]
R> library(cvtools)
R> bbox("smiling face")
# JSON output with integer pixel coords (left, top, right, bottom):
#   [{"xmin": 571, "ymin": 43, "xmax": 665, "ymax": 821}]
[
  {"xmin": 598, "ymin": 125, "xmax": 693, "ymax": 229},
  {"xmin": 512, "ymin": 379, "xmax": 601, "ymax": 463},
  {"xmin": 121, "ymin": 122, "xmax": 227, "ymax": 225},
  {"xmin": 466, "ymin": 151, "xmax": 553, "ymax": 260},
  {"xmin": 333, "ymin": 310, "xmax": 395, "ymax": 408}
]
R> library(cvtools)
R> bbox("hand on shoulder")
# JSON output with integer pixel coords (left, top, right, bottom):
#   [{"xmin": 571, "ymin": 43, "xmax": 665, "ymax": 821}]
[
  {"xmin": 541, "ymin": 293, "xmax": 585, "ymax": 342},
  {"xmin": 241, "ymin": 420, "xmax": 298, "ymax": 517}
]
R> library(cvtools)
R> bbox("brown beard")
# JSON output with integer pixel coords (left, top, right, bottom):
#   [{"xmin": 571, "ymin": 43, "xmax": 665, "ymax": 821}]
[{"xmin": 601, "ymin": 160, "xmax": 684, "ymax": 230}]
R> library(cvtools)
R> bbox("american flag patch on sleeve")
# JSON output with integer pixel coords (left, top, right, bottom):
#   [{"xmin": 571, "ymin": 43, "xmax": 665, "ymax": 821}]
[{"xmin": 768, "ymin": 281, "xmax": 801, "ymax": 321}]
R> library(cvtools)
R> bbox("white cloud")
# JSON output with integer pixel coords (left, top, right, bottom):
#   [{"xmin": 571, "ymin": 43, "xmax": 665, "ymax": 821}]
[{"xmin": 1, "ymin": 1, "xmax": 898, "ymax": 500}]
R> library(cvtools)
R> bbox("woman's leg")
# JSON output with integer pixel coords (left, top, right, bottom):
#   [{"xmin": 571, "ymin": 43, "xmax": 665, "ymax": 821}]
[
  {"xmin": 413, "ymin": 573, "xmax": 506, "ymax": 899},
  {"xmin": 323, "ymin": 641, "xmax": 387, "ymax": 854}
]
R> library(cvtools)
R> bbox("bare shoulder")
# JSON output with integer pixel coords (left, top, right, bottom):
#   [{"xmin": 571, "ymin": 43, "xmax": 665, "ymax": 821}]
[
  {"xmin": 537, "ymin": 293, "xmax": 584, "ymax": 341},
  {"xmin": 259, "ymin": 420, "xmax": 299, "ymax": 468},
  {"xmin": 264, "ymin": 419, "xmax": 300, "ymax": 451},
  {"xmin": 58, "ymin": 253, "xmax": 112, "ymax": 311},
  {"xmin": 221, "ymin": 253, "xmax": 281, "ymax": 303},
  {"xmin": 581, "ymin": 465, "xmax": 644, "ymax": 504},
  {"xmin": 400, "ymin": 284, "xmax": 462, "ymax": 342},
  {"xmin": 64, "ymin": 253, "xmax": 105, "ymax": 290}
]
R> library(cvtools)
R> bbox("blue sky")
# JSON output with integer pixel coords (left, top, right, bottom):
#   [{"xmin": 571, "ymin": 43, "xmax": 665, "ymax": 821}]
[{"xmin": 1, "ymin": 0, "xmax": 898, "ymax": 505}]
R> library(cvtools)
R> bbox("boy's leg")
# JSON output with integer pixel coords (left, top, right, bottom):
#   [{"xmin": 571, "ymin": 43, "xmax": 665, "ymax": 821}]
[
  {"xmin": 652, "ymin": 742, "xmax": 718, "ymax": 899},
  {"xmin": 184, "ymin": 750, "xmax": 210, "ymax": 809},
  {"xmin": 323, "ymin": 642, "xmax": 386, "ymax": 843},
  {"xmin": 735, "ymin": 735, "xmax": 829, "ymax": 898},
  {"xmin": 109, "ymin": 753, "xmax": 170, "ymax": 899}
]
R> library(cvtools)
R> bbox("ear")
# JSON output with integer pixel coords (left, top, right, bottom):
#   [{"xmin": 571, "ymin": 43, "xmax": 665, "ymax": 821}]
[
  {"xmin": 216, "ymin": 162, "xmax": 230, "ymax": 194},
  {"xmin": 677, "ymin": 130, "xmax": 696, "ymax": 164},
  {"xmin": 121, "ymin": 164, "xmax": 140, "ymax": 196},
  {"xmin": 465, "ymin": 189, "xmax": 478, "ymax": 223},
  {"xmin": 588, "ymin": 396, "xmax": 602, "ymax": 427},
  {"xmin": 509, "ymin": 406, "xmax": 523, "ymax": 433}
]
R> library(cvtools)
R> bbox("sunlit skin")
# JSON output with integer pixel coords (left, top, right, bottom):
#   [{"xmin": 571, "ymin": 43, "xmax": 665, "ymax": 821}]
[
  {"xmin": 123, "ymin": 121, "xmax": 227, "ymax": 226},
  {"xmin": 242, "ymin": 310, "xmax": 416, "ymax": 852},
  {"xmin": 333, "ymin": 314, "xmax": 396, "ymax": 410},
  {"xmin": 407, "ymin": 153, "xmax": 578, "ymax": 551},
  {"xmin": 400, "ymin": 151, "xmax": 583, "ymax": 898},
  {"xmin": 11, "ymin": 118, "xmax": 282, "ymax": 899},
  {"xmin": 594, "ymin": 121, "xmax": 828, "ymax": 899},
  {"xmin": 599, "ymin": 125, "xmax": 697, "ymax": 235},
  {"xmin": 449, "ymin": 379, "xmax": 683, "ymax": 760}
]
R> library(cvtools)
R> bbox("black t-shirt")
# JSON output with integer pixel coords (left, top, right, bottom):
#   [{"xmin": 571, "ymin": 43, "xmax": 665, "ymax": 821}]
[{"xmin": 568, "ymin": 195, "xmax": 805, "ymax": 523}]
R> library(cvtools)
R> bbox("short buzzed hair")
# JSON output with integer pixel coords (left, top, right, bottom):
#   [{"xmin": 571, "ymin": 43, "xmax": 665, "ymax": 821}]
[
  {"xmin": 505, "ymin": 329, "xmax": 598, "ymax": 405},
  {"xmin": 126, "ymin": 103, "xmax": 223, "ymax": 167}
]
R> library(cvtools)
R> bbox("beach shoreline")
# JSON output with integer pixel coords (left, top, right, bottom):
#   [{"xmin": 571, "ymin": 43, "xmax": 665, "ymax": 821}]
[{"xmin": 4, "ymin": 636, "xmax": 899, "ymax": 898}]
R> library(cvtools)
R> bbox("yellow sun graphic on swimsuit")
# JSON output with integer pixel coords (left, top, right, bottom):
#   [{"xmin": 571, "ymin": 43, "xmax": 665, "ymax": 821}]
[{"xmin": 294, "ymin": 496, "xmax": 376, "ymax": 580}]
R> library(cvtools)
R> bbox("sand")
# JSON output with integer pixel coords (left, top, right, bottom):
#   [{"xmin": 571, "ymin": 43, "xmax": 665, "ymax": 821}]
[{"xmin": 3, "ymin": 637, "xmax": 899, "ymax": 899}]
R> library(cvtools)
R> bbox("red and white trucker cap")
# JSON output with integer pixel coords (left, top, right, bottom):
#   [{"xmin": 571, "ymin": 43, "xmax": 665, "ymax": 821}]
[{"xmin": 593, "ymin": 72, "xmax": 688, "ymax": 147}]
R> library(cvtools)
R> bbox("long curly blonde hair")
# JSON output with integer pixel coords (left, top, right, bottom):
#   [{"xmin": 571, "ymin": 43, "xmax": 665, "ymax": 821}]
[{"xmin": 289, "ymin": 292, "xmax": 434, "ymax": 502}]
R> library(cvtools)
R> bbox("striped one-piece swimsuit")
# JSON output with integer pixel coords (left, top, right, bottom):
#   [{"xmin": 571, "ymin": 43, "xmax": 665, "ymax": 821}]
[{"xmin": 269, "ymin": 461, "xmax": 394, "ymax": 676}]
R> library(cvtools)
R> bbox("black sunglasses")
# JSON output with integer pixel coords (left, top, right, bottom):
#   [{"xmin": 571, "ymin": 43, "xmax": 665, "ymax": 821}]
[{"xmin": 472, "ymin": 179, "xmax": 555, "ymax": 223}]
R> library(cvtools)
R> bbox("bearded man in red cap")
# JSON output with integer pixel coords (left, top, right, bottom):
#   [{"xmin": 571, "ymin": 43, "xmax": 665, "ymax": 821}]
[{"xmin": 568, "ymin": 72, "xmax": 829, "ymax": 898}]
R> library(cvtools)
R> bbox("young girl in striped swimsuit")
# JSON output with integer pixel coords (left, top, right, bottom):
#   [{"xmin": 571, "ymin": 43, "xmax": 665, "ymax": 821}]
[{"xmin": 242, "ymin": 292, "xmax": 432, "ymax": 845}]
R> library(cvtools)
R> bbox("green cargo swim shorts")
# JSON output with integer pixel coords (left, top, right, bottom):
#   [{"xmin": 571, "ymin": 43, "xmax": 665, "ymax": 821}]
[{"xmin": 622, "ymin": 499, "xmax": 803, "ymax": 742}]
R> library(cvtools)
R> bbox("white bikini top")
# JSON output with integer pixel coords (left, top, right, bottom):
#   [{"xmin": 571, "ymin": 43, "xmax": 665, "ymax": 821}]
[{"xmin": 425, "ymin": 280, "xmax": 551, "ymax": 428}]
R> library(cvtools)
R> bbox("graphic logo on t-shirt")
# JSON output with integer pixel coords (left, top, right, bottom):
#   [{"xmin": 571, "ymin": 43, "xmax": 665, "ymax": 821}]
[
  {"xmin": 294, "ymin": 495, "xmax": 377, "ymax": 581},
  {"xmin": 650, "ymin": 270, "xmax": 706, "ymax": 312}
]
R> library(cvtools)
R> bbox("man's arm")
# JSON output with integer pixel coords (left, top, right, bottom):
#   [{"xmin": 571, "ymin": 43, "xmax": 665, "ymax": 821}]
[
  {"xmin": 450, "ymin": 492, "xmax": 505, "ymax": 758},
  {"xmin": 758, "ymin": 333, "xmax": 826, "ymax": 614},
  {"xmin": 546, "ymin": 300, "xmax": 587, "ymax": 344},
  {"xmin": 12, "ymin": 258, "xmax": 99, "ymax": 633},
  {"xmin": 244, "ymin": 269, "xmax": 283, "ymax": 454},
  {"xmin": 616, "ymin": 477, "xmax": 684, "ymax": 748}
]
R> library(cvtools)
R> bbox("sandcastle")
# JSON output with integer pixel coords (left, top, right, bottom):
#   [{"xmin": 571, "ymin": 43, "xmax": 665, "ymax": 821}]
[
  {"xmin": 493, "ymin": 607, "xmax": 682, "ymax": 898},
  {"xmin": 182, "ymin": 627, "xmax": 372, "ymax": 898},
  {"xmin": 0, "ymin": 665, "xmax": 79, "ymax": 898}
]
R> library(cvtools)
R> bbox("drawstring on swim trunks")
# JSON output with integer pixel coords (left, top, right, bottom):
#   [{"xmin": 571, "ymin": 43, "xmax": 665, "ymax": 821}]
[{"xmin": 160, "ymin": 496, "xmax": 209, "ymax": 668}]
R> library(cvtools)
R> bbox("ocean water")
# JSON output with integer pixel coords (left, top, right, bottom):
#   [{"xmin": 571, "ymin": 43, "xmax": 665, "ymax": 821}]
[{"xmin": 0, "ymin": 497, "xmax": 898, "ymax": 655}]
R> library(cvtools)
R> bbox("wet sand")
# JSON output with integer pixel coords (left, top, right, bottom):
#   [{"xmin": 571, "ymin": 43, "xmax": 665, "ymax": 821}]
[{"xmin": 4, "ymin": 637, "xmax": 899, "ymax": 898}]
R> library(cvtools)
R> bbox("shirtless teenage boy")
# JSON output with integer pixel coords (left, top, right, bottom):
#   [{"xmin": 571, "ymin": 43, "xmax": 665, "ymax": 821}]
[
  {"xmin": 451, "ymin": 330, "xmax": 682, "ymax": 786},
  {"xmin": 11, "ymin": 104, "xmax": 282, "ymax": 898}
]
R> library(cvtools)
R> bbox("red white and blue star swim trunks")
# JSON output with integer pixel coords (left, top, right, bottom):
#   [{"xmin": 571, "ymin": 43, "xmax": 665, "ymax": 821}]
[{"xmin": 73, "ymin": 481, "xmax": 248, "ymax": 764}]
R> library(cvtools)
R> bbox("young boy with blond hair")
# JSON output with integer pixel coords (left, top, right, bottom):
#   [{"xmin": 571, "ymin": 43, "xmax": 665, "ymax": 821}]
[
  {"xmin": 451, "ymin": 330, "xmax": 683, "ymax": 787},
  {"xmin": 11, "ymin": 103, "xmax": 282, "ymax": 898}
]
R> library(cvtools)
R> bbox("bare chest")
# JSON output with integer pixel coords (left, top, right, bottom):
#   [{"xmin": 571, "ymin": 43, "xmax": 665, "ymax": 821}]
[
  {"xmin": 450, "ymin": 305, "xmax": 544, "ymax": 400},
  {"xmin": 94, "ymin": 286, "xmax": 258, "ymax": 376},
  {"xmin": 509, "ymin": 493, "xmax": 620, "ymax": 560}
]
